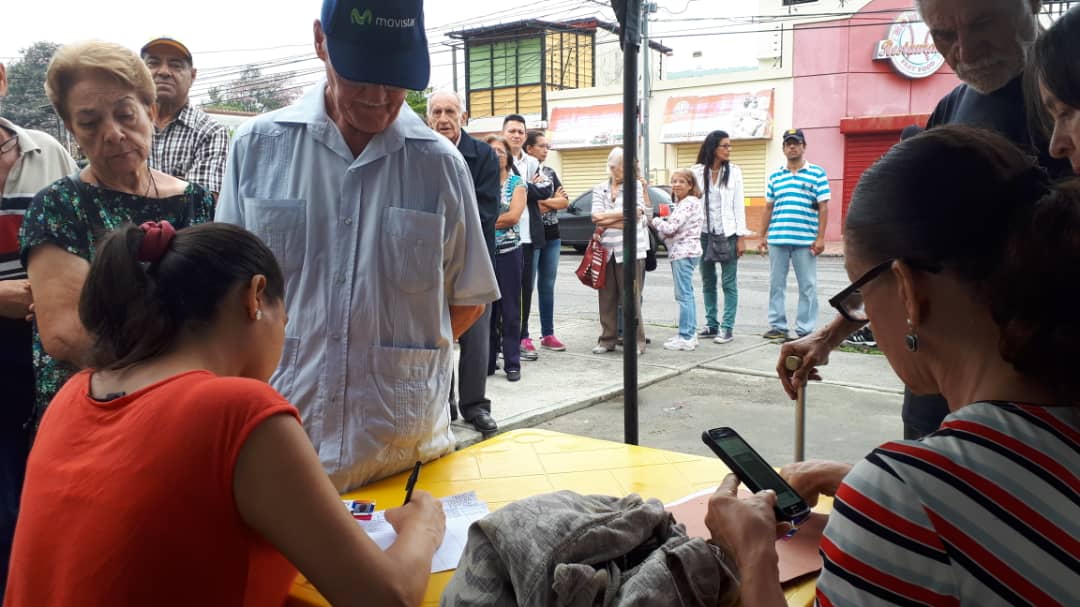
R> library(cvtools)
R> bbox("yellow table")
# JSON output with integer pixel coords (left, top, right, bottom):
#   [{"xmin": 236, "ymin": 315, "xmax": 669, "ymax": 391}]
[{"xmin": 286, "ymin": 429, "xmax": 821, "ymax": 606}]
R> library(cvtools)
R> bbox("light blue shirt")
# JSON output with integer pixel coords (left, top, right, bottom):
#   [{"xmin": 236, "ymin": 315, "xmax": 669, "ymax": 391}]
[{"xmin": 216, "ymin": 83, "xmax": 499, "ymax": 491}]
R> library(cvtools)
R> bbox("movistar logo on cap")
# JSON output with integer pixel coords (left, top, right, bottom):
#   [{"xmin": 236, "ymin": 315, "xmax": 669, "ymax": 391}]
[
  {"xmin": 351, "ymin": 8, "xmax": 373, "ymax": 25},
  {"xmin": 350, "ymin": 7, "xmax": 416, "ymax": 28}
]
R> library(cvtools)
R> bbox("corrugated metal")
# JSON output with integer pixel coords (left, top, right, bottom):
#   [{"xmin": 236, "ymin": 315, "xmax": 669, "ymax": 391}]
[
  {"xmin": 557, "ymin": 147, "xmax": 614, "ymax": 201},
  {"xmin": 842, "ymin": 133, "xmax": 898, "ymax": 224},
  {"xmin": 674, "ymin": 140, "xmax": 768, "ymax": 197}
]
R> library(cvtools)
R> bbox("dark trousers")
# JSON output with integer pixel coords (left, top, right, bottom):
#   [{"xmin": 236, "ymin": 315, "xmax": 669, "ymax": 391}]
[
  {"xmin": 902, "ymin": 389, "xmax": 951, "ymax": 439},
  {"xmin": 490, "ymin": 247, "xmax": 523, "ymax": 373},
  {"xmin": 0, "ymin": 319, "xmax": 34, "ymax": 600},
  {"xmin": 520, "ymin": 243, "xmax": 536, "ymax": 340},
  {"xmin": 451, "ymin": 305, "xmax": 492, "ymax": 421}
]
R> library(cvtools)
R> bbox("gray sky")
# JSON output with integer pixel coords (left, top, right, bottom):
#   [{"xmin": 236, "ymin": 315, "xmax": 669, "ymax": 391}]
[{"xmin": 2, "ymin": 0, "xmax": 759, "ymax": 102}]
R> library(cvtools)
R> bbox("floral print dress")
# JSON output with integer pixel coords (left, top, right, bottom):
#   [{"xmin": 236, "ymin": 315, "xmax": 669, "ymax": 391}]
[{"xmin": 18, "ymin": 175, "xmax": 214, "ymax": 424}]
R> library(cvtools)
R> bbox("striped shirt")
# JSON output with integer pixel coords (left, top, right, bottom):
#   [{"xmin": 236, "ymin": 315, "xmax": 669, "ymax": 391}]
[
  {"xmin": 765, "ymin": 161, "xmax": 830, "ymax": 246},
  {"xmin": 495, "ymin": 174, "xmax": 524, "ymax": 254},
  {"xmin": 0, "ymin": 118, "xmax": 77, "ymax": 281},
  {"xmin": 816, "ymin": 402, "xmax": 1080, "ymax": 606},
  {"xmin": 592, "ymin": 180, "xmax": 648, "ymax": 262},
  {"xmin": 150, "ymin": 104, "xmax": 229, "ymax": 196}
]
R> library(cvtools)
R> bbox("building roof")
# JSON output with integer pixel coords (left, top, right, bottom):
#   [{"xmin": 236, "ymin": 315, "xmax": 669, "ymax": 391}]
[{"xmin": 448, "ymin": 17, "xmax": 672, "ymax": 54}]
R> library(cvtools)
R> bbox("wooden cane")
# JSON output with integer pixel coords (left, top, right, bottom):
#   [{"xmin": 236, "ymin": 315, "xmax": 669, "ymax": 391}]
[{"xmin": 785, "ymin": 355, "xmax": 806, "ymax": 462}]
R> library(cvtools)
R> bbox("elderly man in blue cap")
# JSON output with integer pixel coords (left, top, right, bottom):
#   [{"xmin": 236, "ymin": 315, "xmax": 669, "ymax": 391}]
[{"xmin": 216, "ymin": 0, "xmax": 499, "ymax": 492}]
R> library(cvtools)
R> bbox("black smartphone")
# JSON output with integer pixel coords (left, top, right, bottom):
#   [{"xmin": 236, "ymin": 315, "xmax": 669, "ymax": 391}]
[{"xmin": 701, "ymin": 427, "xmax": 811, "ymax": 525}]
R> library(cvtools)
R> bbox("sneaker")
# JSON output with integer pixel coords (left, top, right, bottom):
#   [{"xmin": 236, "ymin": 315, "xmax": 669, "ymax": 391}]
[
  {"xmin": 698, "ymin": 326, "xmax": 719, "ymax": 337},
  {"xmin": 714, "ymin": 328, "xmax": 734, "ymax": 344},
  {"xmin": 592, "ymin": 344, "xmax": 614, "ymax": 354},
  {"xmin": 762, "ymin": 328, "xmax": 788, "ymax": 340},
  {"xmin": 540, "ymin": 335, "xmax": 566, "ymax": 351},
  {"xmin": 663, "ymin": 338, "xmax": 697, "ymax": 351},
  {"xmin": 520, "ymin": 338, "xmax": 539, "ymax": 360},
  {"xmin": 843, "ymin": 326, "xmax": 877, "ymax": 347}
]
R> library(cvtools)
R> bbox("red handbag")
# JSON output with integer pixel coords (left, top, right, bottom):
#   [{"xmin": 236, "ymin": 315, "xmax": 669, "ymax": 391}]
[{"xmin": 575, "ymin": 228, "xmax": 609, "ymax": 290}]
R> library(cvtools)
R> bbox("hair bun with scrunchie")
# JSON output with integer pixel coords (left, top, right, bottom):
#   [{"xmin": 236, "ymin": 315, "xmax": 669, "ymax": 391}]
[{"xmin": 137, "ymin": 220, "xmax": 176, "ymax": 263}]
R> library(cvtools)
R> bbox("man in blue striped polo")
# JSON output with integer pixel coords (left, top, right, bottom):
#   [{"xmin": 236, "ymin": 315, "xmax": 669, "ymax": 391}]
[{"xmin": 758, "ymin": 128, "xmax": 830, "ymax": 340}]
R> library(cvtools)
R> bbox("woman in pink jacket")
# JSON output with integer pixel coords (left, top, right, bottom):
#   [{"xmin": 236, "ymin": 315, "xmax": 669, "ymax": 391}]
[{"xmin": 650, "ymin": 169, "xmax": 704, "ymax": 351}]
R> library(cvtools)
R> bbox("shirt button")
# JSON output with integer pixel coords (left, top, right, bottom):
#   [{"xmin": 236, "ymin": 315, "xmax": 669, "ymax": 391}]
[
  {"xmin": 343, "ymin": 218, "xmax": 353, "ymax": 225},
  {"xmin": 336, "ymin": 275, "xmax": 346, "ymax": 284}
]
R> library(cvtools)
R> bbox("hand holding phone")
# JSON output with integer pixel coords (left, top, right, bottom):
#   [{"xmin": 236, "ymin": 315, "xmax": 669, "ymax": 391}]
[{"xmin": 701, "ymin": 427, "xmax": 810, "ymax": 525}]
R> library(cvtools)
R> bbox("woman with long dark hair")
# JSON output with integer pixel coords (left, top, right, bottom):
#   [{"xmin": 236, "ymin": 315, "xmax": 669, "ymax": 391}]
[
  {"xmin": 484, "ymin": 135, "xmax": 527, "ymax": 382},
  {"xmin": 524, "ymin": 130, "xmax": 569, "ymax": 351},
  {"xmin": 691, "ymin": 130, "xmax": 749, "ymax": 345}
]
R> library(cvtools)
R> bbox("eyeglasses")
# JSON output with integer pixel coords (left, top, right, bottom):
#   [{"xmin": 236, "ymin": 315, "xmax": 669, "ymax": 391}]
[
  {"xmin": 533, "ymin": 143, "xmax": 550, "ymax": 149},
  {"xmin": 829, "ymin": 258, "xmax": 941, "ymax": 323},
  {"xmin": 0, "ymin": 134, "xmax": 18, "ymax": 155}
]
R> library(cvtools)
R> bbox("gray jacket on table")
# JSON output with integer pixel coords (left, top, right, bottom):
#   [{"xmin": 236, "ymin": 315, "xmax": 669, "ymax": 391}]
[{"xmin": 441, "ymin": 491, "xmax": 740, "ymax": 607}]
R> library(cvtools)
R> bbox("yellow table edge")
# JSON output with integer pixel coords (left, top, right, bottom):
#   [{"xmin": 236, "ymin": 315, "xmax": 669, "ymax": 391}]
[{"xmin": 286, "ymin": 429, "xmax": 821, "ymax": 607}]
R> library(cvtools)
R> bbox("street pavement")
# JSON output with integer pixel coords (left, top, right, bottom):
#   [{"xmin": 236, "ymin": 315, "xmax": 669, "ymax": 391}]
[{"xmin": 451, "ymin": 250, "xmax": 905, "ymax": 467}]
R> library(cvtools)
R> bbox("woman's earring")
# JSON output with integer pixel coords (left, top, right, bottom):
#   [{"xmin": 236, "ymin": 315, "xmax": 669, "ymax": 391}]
[
  {"xmin": 905, "ymin": 319, "xmax": 919, "ymax": 352},
  {"xmin": 255, "ymin": 309, "xmax": 263, "ymax": 321}
]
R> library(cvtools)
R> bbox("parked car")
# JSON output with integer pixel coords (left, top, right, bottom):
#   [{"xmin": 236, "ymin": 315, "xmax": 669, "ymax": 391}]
[{"xmin": 557, "ymin": 185, "xmax": 673, "ymax": 252}]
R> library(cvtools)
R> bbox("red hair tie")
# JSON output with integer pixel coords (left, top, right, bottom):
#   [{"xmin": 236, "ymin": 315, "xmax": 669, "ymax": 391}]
[{"xmin": 137, "ymin": 220, "xmax": 176, "ymax": 263}]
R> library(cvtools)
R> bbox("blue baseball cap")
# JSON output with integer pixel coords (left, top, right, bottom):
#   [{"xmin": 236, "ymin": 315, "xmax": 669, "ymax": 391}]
[{"xmin": 320, "ymin": 0, "xmax": 430, "ymax": 91}]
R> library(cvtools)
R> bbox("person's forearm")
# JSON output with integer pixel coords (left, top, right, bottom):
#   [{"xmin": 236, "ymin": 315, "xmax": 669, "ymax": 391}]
[
  {"xmin": 736, "ymin": 556, "xmax": 787, "ymax": 607},
  {"xmin": 825, "ymin": 313, "xmax": 865, "ymax": 347},
  {"xmin": 383, "ymin": 527, "xmax": 442, "ymax": 606},
  {"xmin": 816, "ymin": 203, "xmax": 829, "ymax": 241},
  {"xmin": 761, "ymin": 203, "xmax": 774, "ymax": 233},
  {"xmin": 0, "ymin": 280, "xmax": 32, "ymax": 319}
]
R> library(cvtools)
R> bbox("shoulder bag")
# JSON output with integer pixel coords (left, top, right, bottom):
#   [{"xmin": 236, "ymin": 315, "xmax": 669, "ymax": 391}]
[
  {"xmin": 701, "ymin": 168, "xmax": 732, "ymax": 264},
  {"xmin": 575, "ymin": 227, "xmax": 609, "ymax": 290}
]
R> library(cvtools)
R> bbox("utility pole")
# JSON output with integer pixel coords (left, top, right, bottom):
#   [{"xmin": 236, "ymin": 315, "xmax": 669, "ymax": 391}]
[
  {"xmin": 619, "ymin": 0, "xmax": 642, "ymax": 446},
  {"xmin": 451, "ymin": 44, "xmax": 459, "ymax": 93},
  {"xmin": 640, "ymin": 2, "xmax": 657, "ymax": 180}
]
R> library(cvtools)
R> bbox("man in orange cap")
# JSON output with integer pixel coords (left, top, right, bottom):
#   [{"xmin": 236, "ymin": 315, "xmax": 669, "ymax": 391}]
[{"xmin": 141, "ymin": 37, "xmax": 229, "ymax": 199}]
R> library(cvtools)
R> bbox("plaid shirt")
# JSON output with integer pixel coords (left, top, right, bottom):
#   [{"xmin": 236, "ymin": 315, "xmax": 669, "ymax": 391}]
[{"xmin": 150, "ymin": 104, "xmax": 229, "ymax": 195}]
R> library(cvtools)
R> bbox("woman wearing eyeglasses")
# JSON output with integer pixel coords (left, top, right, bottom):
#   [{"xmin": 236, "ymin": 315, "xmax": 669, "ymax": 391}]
[
  {"xmin": 704, "ymin": 125, "xmax": 1080, "ymax": 605},
  {"xmin": 691, "ymin": 130, "xmax": 749, "ymax": 345}
]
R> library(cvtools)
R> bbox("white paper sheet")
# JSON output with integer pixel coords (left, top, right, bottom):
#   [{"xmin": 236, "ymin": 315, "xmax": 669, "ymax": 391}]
[{"xmin": 357, "ymin": 491, "xmax": 490, "ymax": 573}]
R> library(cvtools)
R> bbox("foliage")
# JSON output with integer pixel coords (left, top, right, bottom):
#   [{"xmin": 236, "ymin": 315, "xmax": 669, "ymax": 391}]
[
  {"xmin": 203, "ymin": 66, "xmax": 300, "ymax": 114},
  {"xmin": 406, "ymin": 88, "xmax": 433, "ymax": 119},
  {"xmin": 1, "ymin": 41, "xmax": 63, "ymax": 136}
]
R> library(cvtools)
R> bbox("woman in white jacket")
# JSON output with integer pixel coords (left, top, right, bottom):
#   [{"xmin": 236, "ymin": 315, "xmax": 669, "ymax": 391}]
[{"xmin": 692, "ymin": 130, "xmax": 751, "ymax": 345}]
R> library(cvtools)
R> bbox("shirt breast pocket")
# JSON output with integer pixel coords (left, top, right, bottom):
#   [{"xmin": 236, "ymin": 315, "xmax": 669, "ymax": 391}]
[
  {"xmin": 382, "ymin": 207, "xmax": 444, "ymax": 294},
  {"xmin": 241, "ymin": 198, "xmax": 307, "ymax": 275}
]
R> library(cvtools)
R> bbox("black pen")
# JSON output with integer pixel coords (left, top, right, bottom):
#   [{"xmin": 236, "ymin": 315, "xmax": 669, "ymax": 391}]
[{"xmin": 403, "ymin": 461, "xmax": 422, "ymax": 505}]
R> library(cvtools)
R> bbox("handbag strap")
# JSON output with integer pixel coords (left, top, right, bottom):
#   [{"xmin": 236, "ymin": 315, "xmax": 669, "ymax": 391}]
[{"xmin": 703, "ymin": 166, "xmax": 713, "ymax": 234}]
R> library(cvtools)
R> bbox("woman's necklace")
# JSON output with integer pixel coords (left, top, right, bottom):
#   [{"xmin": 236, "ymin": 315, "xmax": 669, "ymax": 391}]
[{"xmin": 91, "ymin": 166, "xmax": 158, "ymax": 198}]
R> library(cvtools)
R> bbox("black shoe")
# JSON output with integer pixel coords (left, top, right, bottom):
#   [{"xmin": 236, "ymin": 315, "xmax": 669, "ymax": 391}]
[
  {"xmin": 699, "ymin": 326, "xmax": 719, "ymax": 337},
  {"xmin": 843, "ymin": 326, "xmax": 877, "ymax": 347},
  {"xmin": 467, "ymin": 412, "xmax": 498, "ymax": 434},
  {"xmin": 762, "ymin": 328, "xmax": 788, "ymax": 340},
  {"xmin": 506, "ymin": 369, "xmax": 521, "ymax": 382}
]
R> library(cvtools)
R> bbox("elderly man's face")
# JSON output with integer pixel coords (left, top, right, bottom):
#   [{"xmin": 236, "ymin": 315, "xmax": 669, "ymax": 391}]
[
  {"xmin": 919, "ymin": 0, "xmax": 1039, "ymax": 94},
  {"xmin": 315, "ymin": 22, "xmax": 406, "ymax": 139},
  {"xmin": 428, "ymin": 93, "xmax": 464, "ymax": 143},
  {"xmin": 143, "ymin": 46, "xmax": 196, "ymax": 106}
]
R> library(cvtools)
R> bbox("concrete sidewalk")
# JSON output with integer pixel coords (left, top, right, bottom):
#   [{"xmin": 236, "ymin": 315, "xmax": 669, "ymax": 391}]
[{"xmin": 450, "ymin": 315, "xmax": 902, "ymax": 447}]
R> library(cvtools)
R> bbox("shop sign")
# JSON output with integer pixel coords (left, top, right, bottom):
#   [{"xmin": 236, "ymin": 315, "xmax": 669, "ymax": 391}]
[
  {"xmin": 660, "ymin": 89, "xmax": 774, "ymax": 143},
  {"xmin": 873, "ymin": 11, "xmax": 945, "ymax": 79},
  {"xmin": 547, "ymin": 103, "xmax": 626, "ymax": 149}
]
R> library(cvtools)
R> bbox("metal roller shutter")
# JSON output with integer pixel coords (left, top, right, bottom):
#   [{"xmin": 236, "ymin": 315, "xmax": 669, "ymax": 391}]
[
  {"xmin": 557, "ymin": 147, "xmax": 615, "ymax": 201},
  {"xmin": 674, "ymin": 140, "xmax": 769, "ymax": 197},
  {"xmin": 841, "ymin": 133, "xmax": 898, "ymax": 225}
]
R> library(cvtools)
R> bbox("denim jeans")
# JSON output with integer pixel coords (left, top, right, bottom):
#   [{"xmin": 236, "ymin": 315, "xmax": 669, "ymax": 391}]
[
  {"xmin": 490, "ymin": 247, "xmax": 523, "ymax": 373},
  {"xmin": 671, "ymin": 257, "xmax": 700, "ymax": 339},
  {"xmin": 531, "ymin": 238, "xmax": 561, "ymax": 337},
  {"xmin": 699, "ymin": 234, "xmax": 739, "ymax": 332},
  {"xmin": 767, "ymin": 244, "xmax": 818, "ymax": 336}
]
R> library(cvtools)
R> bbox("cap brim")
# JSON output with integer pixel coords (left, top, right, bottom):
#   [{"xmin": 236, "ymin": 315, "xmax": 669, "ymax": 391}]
[
  {"xmin": 142, "ymin": 39, "xmax": 192, "ymax": 61},
  {"xmin": 325, "ymin": 36, "xmax": 429, "ymax": 91},
  {"xmin": 783, "ymin": 137, "xmax": 805, "ymax": 144}
]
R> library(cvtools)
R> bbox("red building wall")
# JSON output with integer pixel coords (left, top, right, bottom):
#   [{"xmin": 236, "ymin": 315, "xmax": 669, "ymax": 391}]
[{"xmin": 792, "ymin": 0, "xmax": 961, "ymax": 241}]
